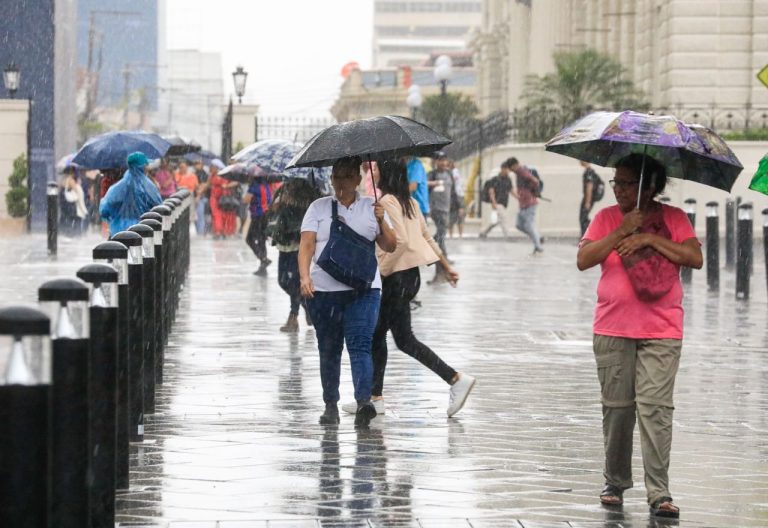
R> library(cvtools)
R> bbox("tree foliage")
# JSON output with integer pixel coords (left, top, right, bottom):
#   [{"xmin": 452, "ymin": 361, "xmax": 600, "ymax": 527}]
[
  {"xmin": 5, "ymin": 153, "xmax": 28, "ymax": 218},
  {"xmin": 519, "ymin": 49, "xmax": 648, "ymax": 142},
  {"xmin": 420, "ymin": 92, "xmax": 479, "ymax": 137}
]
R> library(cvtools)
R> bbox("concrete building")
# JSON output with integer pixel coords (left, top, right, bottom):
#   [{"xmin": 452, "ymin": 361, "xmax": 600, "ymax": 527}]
[
  {"xmin": 331, "ymin": 63, "xmax": 477, "ymax": 122},
  {"xmin": 373, "ymin": 0, "xmax": 483, "ymax": 67},
  {"xmin": 76, "ymin": 0, "xmax": 161, "ymax": 114},
  {"xmin": 162, "ymin": 50, "xmax": 225, "ymax": 153},
  {"xmin": 0, "ymin": 0, "xmax": 77, "ymax": 229},
  {"xmin": 473, "ymin": 0, "xmax": 768, "ymax": 127}
]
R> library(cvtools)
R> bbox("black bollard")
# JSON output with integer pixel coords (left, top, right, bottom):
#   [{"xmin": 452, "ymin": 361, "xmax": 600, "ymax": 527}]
[
  {"xmin": 165, "ymin": 198, "xmax": 183, "ymax": 320},
  {"xmin": 681, "ymin": 199, "xmax": 696, "ymax": 284},
  {"xmin": 0, "ymin": 306, "xmax": 51, "ymax": 528},
  {"xmin": 128, "ymin": 224, "xmax": 157, "ymax": 416},
  {"xmin": 725, "ymin": 199, "xmax": 735, "ymax": 269},
  {"xmin": 76, "ymin": 263, "xmax": 119, "ymax": 527},
  {"xmin": 47, "ymin": 182, "xmax": 59, "ymax": 257},
  {"xmin": 92, "ymin": 241, "xmax": 130, "ymax": 490},
  {"xmin": 150, "ymin": 205, "xmax": 173, "ymax": 348},
  {"xmin": 140, "ymin": 217, "xmax": 165, "ymax": 387},
  {"xmin": 111, "ymin": 231, "xmax": 144, "ymax": 443},
  {"xmin": 705, "ymin": 202, "xmax": 720, "ymax": 291},
  {"xmin": 736, "ymin": 203, "xmax": 753, "ymax": 300},
  {"xmin": 39, "ymin": 278, "xmax": 91, "ymax": 526}
]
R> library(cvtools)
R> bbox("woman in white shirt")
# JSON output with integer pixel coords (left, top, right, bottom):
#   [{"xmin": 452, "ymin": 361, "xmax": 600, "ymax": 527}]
[
  {"xmin": 341, "ymin": 158, "xmax": 475, "ymax": 418},
  {"xmin": 299, "ymin": 156, "xmax": 397, "ymax": 428}
]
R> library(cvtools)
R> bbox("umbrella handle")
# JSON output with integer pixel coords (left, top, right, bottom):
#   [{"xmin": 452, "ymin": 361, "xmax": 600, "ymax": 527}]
[
  {"xmin": 367, "ymin": 154, "xmax": 378, "ymax": 202},
  {"xmin": 636, "ymin": 145, "xmax": 648, "ymax": 209}
]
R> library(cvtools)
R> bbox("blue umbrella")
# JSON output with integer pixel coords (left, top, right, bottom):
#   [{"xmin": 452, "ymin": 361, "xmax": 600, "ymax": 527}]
[
  {"xmin": 233, "ymin": 138, "xmax": 330, "ymax": 184},
  {"xmin": 73, "ymin": 131, "xmax": 171, "ymax": 169}
]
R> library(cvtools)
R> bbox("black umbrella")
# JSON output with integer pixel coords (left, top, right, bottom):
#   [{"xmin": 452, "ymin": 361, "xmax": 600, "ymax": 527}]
[
  {"xmin": 163, "ymin": 135, "xmax": 202, "ymax": 157},
  {"xmin": 285, "ymin": 115, "xmax": 451, "ymax": 169}
]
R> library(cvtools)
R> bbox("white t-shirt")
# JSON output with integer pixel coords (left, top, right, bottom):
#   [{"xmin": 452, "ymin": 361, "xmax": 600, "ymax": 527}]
[{"xmin": 301, "ymin": 194, "xmax": 390, "ymax": 292}]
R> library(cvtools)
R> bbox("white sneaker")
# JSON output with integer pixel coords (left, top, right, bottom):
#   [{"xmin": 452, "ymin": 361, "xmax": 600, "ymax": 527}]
[
  {"xmin": 341, "ymin": 399, "xmax": 385, "ymax": 415},
  {"xmin": 447, "ymin": 373, "xmax": 476, "ymax": 417}
]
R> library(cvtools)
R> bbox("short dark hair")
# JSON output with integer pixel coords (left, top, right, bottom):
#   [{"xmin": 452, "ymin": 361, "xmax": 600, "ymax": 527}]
[
  {"xmin": 332, "ymin": 156, "xmax": 362, "ymax": 173},
  {"xmin": 615, "ymin": 154, "xmax": 667, "ymax": 196},
  {"xmin": 506, "ymin": 157, "xmax": 519, "ymax": 167}
]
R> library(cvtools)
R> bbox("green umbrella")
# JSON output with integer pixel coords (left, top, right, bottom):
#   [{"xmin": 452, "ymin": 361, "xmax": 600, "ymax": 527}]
[{"xmin": 748, "ymin": 154, "xmax": 768, "ymax": 195}]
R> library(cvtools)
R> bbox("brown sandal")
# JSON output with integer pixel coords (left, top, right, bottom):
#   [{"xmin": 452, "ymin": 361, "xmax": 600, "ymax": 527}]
[
  {"xmin": 650, "ymin": 496, "xmax": 680, "ymax": 518},
  {"xmin": 599, "ymin": 483, "xmax": 624, "ymax": 506}
]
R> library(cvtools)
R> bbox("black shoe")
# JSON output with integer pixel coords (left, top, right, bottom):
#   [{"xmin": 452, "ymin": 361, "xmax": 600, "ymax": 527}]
[
  {"xmin": 319, "ymin": 403, "xmax": 340, "ymax": 425},
  {"xmin": 354, "ymin": 401, "xmax": 377, "ymax": 428}
]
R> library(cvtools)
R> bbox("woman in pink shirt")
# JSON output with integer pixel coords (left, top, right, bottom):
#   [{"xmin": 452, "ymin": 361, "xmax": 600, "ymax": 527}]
[{"xmin": 577, "ymin": 154, "xmax": 702, "ymax": 519}]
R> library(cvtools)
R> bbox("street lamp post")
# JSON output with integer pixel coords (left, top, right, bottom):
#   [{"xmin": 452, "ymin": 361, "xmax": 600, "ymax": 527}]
[
  {"xmin": 406, "ymin": 84, "xmax": 422, "ymax": 120},
  {"xmin": 232, "ymin": 65, "xmax": 248, "ymax": 104},
  {"xmin": 433, "ymin": 55, "xmax": 453, "ymax": 97},
  {"xmin": 3, "ymin": 62, "xmax": 20, "ymax": 99}
]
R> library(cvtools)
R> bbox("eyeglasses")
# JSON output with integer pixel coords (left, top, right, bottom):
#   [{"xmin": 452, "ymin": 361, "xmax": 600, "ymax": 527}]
[{"xmin": 609, "ymin": 179, "xmax": 640, "ymax": 189}]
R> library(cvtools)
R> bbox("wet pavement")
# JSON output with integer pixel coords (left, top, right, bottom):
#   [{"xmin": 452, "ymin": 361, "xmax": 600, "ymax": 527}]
[{"xmin": 2, "ymin": 233, "xmax": 768, "ymax": 527}]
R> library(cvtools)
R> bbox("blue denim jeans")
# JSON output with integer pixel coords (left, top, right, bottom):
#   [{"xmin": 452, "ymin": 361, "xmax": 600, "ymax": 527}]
[
  {"xmin": 195, "ymin": 197, "xmax": 208, "ymax": 235},
  {"xmin": 307, "ymin": 289, "xmax": 381, "ymax": 404},
  {"xmin": 516, "ymin": 205, "xmax": 543, "ymax": 251}
]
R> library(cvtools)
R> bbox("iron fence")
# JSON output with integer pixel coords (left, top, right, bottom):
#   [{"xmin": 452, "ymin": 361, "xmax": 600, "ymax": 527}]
[{"xmin": 255, "ymin": 116, "xmax": 336, "ymax": 144}]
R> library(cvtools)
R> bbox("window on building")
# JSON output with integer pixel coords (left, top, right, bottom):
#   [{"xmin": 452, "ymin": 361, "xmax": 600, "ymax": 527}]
[
  {"xmin": 375, "ymin": 1, "xmax": 480, "ymax": 13},
  {"xmin": 376, "ymin": 25, "xmax": 471, "ymax": 37}
]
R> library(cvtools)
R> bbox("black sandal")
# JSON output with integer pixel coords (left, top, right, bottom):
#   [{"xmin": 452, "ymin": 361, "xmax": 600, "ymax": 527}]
[
  {"xmin": 599, "ymin": 483, "xmax": 624, "ymax": 506},
  {"xmin": 650, "ymin": 496, "xmax": 680, "ymax": 518}
]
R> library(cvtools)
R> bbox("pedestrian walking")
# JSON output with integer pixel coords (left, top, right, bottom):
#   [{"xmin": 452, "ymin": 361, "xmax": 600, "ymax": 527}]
[
  {"xmin": 266, "ymin": 178, "xmax": 322, "ymax": 332},
  {"xmin": 209, "ymin": 160, "xmax": 239, "ymax": 238},
  {"xmin": 193, "ymin": 160, "xmax": 210, "ymax": 235},
  {"xmin": 61, "ymin": 171, "xmax": 87, "ymax": 236},
  {"xmin": 580, "ymin": 160, "xmax": 601, "ymax": 236},
  {"xmin": 577, "ymin": 154, "xmax": 702, "ymax": 519},
  {"xmin": 448, "ymin": 159, "xmax": 465, "ymax": 238},
  {"xmin": 479, "ymin": 160, "xmax": 515, "ymax": 239},
  {"xmin": 99, "ymin": 152, "xmax": 162, "ymax": 237},
  {"xmin": 153, "ymin": 159, "xmax": 177, "ymax": 199},
  {"xmin": 508, "ymin": 157, "xmax": 544, "ymax": 254},
  {"xmin": 407, "ymin": 156, "xmax": 429, "ymax": 217},
  {"xmin": 244, "ymin": 176, "xmax": 274, "ymax": 276},
  {"xmin": 174, "ymin": 161, "xmax": 198, "ymax": 194},
  {"xmin": 340, "ymin": 158, "xmax": 475, "ymax": 418},
  {"xmin": 362, "ymin": 160, "xmax": 381, "ymax": 199},
  {"xmin": 427, "ymin": 152, "xmax": 453, "ymax": 283},
  {"xmin": 298, "ymin": 156, "xmax": 397, "ymax": 428}
]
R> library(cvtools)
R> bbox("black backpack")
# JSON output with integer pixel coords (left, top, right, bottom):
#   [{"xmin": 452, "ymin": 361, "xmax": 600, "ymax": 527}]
[
  {"xmin": 481, "ymin": 177, "xmax": 496, "ymax": 203},
  {"xmin": 592, "ymin": 173, "xmax": 606, "ymax": 202}
]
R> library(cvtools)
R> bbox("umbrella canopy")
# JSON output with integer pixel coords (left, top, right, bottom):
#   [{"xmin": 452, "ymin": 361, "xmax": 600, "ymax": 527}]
[
  {"xmin": 545, "ymin": 110, "xmax": 743, "ymax": 193},
  {"xmin": 184, "ymin": 149, "xmax": 219, "ymax": 164},
  {"xmin": 73, "ymin": 131, "xmax": 171, "ymax": 170},
  {"xmin": 286, "ymin": 115, "xmax": 452, "ymax": 168},
  {"xmin": 56, "ymin": 153, "xmax": 78, "ymax": 173},
  {"xmin": 163, "ymin": 135, "xmax": 201, "ymax": 156},
  {"xmin": 219, "ymin": 163, "xmax": 273, "ymax": 183},
  {"xmin": 234, "ymin": 138, "xmax": 332, "ymax": 185}
]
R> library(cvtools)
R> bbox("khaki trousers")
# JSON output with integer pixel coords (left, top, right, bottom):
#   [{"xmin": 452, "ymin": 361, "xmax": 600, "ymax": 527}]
[{"xmin": 593, "ymin": 334, "xmax": 681, "ymax": 505}]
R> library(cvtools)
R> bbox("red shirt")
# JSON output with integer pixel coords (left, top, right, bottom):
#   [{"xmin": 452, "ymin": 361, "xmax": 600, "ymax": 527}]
[
  {"xmin": 514, "ymin": 166, "xmax": 539, "ymax": 209},
  {"xmin": 583, "ymin": 204, "xmax": 697, "ymax": 340}
]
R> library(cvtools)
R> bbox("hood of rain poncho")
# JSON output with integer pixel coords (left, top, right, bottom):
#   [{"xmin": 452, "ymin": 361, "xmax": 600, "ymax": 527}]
[{"xmin": 99, "ymin": 152, "xmax": 162, "ymax": 236}]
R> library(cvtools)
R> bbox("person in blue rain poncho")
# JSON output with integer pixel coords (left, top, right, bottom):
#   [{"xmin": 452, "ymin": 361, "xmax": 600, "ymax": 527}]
[{"xmin": 99, "ymin": 152, "xmax": 162, "ymax": 236}]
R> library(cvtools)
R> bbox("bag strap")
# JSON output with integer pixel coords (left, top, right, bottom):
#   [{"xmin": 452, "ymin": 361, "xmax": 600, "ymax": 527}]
[{"xmin": 331, "ymin": 199, "xmax": 338, "ymax": 220}]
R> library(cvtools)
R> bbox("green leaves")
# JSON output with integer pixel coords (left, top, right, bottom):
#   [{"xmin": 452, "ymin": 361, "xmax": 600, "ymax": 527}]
[
  {"xmin": 520, "ymin": 50, "xmax": 648, "ymax": 142},
  {"xmin": 5, "ymin": 153, "xmax": 28, "ymax": 218},
  {"xmin": 419, "ymin": 92, "xmax": 479, "ymax": 137}
]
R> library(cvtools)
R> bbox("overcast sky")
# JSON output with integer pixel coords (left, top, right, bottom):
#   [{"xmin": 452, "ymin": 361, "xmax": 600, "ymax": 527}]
[{"xmin": 166, "ymin": 0, "xmax": 374, "ymax": 117}]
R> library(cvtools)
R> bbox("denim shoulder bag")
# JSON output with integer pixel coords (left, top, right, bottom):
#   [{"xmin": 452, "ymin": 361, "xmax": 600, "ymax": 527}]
[{"xmin": 317, "ymin": 200, "xmax": 378, "ymax": 291}]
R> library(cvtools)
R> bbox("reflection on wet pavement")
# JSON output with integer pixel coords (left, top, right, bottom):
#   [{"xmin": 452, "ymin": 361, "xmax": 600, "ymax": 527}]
[{"xmin": 10, "ymin": 235, "xmax": 762, "ymax": 527}]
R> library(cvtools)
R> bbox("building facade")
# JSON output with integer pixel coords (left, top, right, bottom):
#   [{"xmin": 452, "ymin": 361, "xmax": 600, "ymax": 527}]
[
  {"xmin": 474, "ymin": 0, "xmax": 768, "ymax": 127},
  {"xmin": 0, "ymin": 0, "xmax": 77, "ymax": 228},
  {"xmin": 373, "ymin": 0, "xmax": 483, "ymax": 67},
  {"xmin": 162, "ymin": 50, "xmax": 225, "ymax": 153},
  {"xmin": 331, "ymin": 64, "xmax": 477, "ymax": 122}
]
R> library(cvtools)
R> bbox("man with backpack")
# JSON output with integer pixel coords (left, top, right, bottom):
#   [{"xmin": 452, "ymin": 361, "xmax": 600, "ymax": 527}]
[
  {"xmin": 479, "ymin": 160, "xmax": 515, "ymax": 239},
  {"xmin": 427, "ymin": 152, "xmax": 455, "ymax": 283},
  {"xmin": 508, "ymin": 157, "xmax": 544, "ymax": 255},
  {"xmin": 580, "ymin": 160, "xmax": 604, "ymax": 236}
]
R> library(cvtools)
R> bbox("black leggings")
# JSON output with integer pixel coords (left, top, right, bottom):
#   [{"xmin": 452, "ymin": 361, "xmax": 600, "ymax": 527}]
[
  {"xmin": 277, "ymin": 251, "xmax": 302, "ymax": 316},
  {"xmin": 371, "ymin": 267, "xmax": 457, "ymax": 397}
]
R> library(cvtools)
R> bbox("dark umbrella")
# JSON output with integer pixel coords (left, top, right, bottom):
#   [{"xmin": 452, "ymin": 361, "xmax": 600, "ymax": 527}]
[
  {"xmin": 545, "ymin": 111, "xmax": 743, "ymax": 201},
  {"xmin": 163, "ymin": 135, "xmax": 202, "ymax": 156},
  {"xmin": 285, "ymin": 115, "xmax": 451, "ymax": 169},
  {"xmin": 218, "ymin": 163, "xmax": 279, "ymax": 184},
  {"xmin": 184, "ymin": 149, "xmax": 218, "ymax": 164},
  {"xmin": 73, "ymin": 131, "xmax": 171, "ymax": 170}
]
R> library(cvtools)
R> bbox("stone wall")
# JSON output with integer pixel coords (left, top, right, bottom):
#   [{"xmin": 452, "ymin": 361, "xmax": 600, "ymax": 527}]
[{"xmin": 456, "ymin": 141, "xmax": 768, "ymax": 236}]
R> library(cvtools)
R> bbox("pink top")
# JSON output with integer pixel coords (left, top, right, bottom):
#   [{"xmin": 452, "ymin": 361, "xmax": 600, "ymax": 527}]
[
  {"xmin": 514, "ymin": 166, "xmax": 539, "ymax": 209},
  {"xmin": 583, "ymin": 204, "xmax": 697, "ymax": 340}
]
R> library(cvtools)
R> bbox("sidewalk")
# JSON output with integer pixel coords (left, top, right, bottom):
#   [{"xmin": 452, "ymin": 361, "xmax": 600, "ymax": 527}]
[{"xmin": 107, "ymin": 235, "xmax": 768, "ymax": 527}]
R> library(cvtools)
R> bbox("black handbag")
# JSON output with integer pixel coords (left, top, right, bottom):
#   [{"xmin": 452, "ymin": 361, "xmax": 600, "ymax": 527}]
[
  {"xmin": 317, "ymin": 200, "xmax": 378, "ymax": 291},
  {"xmin": 218, "ymin": 194, "xmax": 240, "ymax": 211}
]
